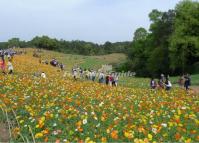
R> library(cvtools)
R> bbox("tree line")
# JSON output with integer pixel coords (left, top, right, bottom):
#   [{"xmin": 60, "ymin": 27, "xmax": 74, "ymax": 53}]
[
  {"xmin": 119, "ymin": 0, "xmax": 199, "ymax": 77},
  {"xmin": 0, "ymin": 37, "xmax": 131, "ymax": 56}
]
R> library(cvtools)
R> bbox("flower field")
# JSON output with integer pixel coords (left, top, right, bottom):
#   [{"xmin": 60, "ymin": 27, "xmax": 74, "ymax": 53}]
[{"xmin": 0, "ymin": 54, "xmax": 199, "ymax": 142}]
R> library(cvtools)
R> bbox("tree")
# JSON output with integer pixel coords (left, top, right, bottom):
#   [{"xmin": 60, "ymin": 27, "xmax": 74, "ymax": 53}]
[
  {"xmin": 170, "ymin": 0, "xmax": 199, "ymax": 74},
  {"xmin": 133, "ymin": 28, "xmax": 148, "ymax": 41}
]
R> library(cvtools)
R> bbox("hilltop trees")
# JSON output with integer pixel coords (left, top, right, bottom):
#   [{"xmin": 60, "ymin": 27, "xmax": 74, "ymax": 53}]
[
  {"xmin": 124, "ymin": 0, "xmax": 199, "ymax": 77},
  {"xmin": 170, "ymin": 0, "xmax": 199, "ymax": 74},
  {"xmin": 0, "ymin": 36, "xmax": 130, "ymax": 56}
]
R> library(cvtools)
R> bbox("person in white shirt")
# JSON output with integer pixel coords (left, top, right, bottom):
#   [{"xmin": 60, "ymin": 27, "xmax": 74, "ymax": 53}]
[
  {"xmin": 165, "ymin": 78, "xmax": 172, "ymax": 90},
  {"xmin": 41, "ymin": 72, "xmax": 46, "ymax": 78},
  {"xmin": 7, "ymin": 60, "xmax": 13, "ymax": 74}
]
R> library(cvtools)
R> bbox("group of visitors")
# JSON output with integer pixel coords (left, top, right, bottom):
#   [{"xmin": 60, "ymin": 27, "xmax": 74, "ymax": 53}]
[
  {"xmin": 72, "ymin": 67, "xmax": 119, "ymax": 86},
  {"xmin": 150, "ymin": 73, "xmax": 192, "ymax": 91},
  {"xmin": 0, "ymin": 50, "xmax": 14, "ymax": 74},
  {"xmin": 150, "ymin": 74, "xmax": 172, "ymax": 91},
  {"xmin": 39, "ymin": 58, "xmax": 65, "ymax": 71}
]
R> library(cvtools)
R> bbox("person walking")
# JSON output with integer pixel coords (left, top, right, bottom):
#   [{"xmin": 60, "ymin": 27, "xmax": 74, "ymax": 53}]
[
  {"xmin": 150, "ymin": 78, "xmax": 156, "ymax": 89},
  {"xmin": 7, "ymin": 59, "xmax": 13, "ymax": 74},
  {"xmin": 184, "ymin": 74, "xmax": 191, "ymax": 90},
  {"xmin": 0, "ymin": 54, "xmax": 6, "ymax": 74}
]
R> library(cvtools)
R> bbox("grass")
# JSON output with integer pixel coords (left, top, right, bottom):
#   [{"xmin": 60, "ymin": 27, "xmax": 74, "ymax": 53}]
[
  {"xmin": 22, "ymin": 48, "xmax": 127, "ymax": 70},
  {"xmin": 170, "ymin": 74, "xmax": 199, "ymax": 86}
]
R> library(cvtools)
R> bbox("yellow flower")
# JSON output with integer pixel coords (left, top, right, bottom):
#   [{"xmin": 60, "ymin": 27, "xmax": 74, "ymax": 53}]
[
  {"xmin": 185, "ymin": 138, "xmax": 191, "ymax": 143},
  {"xmin": 124, "ymin": 130, "xmax": 134, "ymax": 139},
  {"xmin": 35, "ymin": 132, "xmax": 43, "ymax": 138},
  {"xmin": 19, "ymin": 120, "xmax": 24, "ymax": 124},
  {"xmin": 148, "ymin": 134, "xmax": 153, "ymax": 141}
]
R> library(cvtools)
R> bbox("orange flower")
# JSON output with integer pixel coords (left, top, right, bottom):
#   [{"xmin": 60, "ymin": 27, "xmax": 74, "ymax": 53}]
[
  {"xmin": 175, "ymin": 133, "xmax": 181, "ymax": 140},
  {"xmin": 101, "ymin": 137, "xmax": 107, "ymax": 142},
  {"xmin": 111, "ymin": 130, "xmax": 118, "ymax": 140},
  {"xmin": 44, "ymin": 137, "xmax": 48, "ymax": 142}
]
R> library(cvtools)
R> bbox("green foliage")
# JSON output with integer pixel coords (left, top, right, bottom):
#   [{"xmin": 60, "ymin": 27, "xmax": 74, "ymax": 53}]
[
  {"xmin": 0, "ymin": 37, "xmax": 131, "ymax": 56},
  {"xmin": 122, "ymin": 0, "xmax": 199, "ymax": 77},
  {"xmin": 170, "ymin": 0, "xmax": 199, "ymax": 74}
]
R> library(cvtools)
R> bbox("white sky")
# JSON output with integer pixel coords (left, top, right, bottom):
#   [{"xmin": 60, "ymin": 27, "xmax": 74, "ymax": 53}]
[{"xmin": 0, "ymin": 0, "xmax": 181, "ymax": 44}]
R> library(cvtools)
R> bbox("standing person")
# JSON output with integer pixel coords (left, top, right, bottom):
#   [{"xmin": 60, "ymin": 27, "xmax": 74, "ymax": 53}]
[
  {"xmin": 60, "ymin": 63, "xmax": 64, "ymax": 71},
  {"xmin": 41, "ymin": 72, "xmax": 46, "ymax": 78},
  {"xmin": 112, "ymin": 73, "xmax": 116, "ymax": 86},
  {"xmin": 114, "ymin": 74, "xmax": 119, "ymax": 87},
  {"xmin": 184, "ymin": 74, "xmax": 191, "ymax": 90},
  {"xmin": 150, "ymin": 78, "xmax": 156, "ymax": 89},
  {"xmin": 105, "ymin": 74, "xmax": 109, "ymax": 85},
  {"xmin": 99, "ymin": 72, "xmax": 105, "ymax": 83},
  {"xmin": 79, "ymin": 68, "xmax": 83, "ymax": 78},
  {"xmin": 7, "ymin": 59, "xmax": 13, "ymax": 74},
  {"xmin": 91, "ymin": 70, "xmax": 96, "ymax": 81},
  {"xmin": 109, "ymin": 74, "xmax": 113, "ymax": 86},
  {"xmin": 0, "ymin": 54, "xmax": 6, "ymax": 74},
  {"xmin": 165, "ymin": 78, "xmax": 172, "ymax": 91},
  {"xmin": 73, "ymin": 69, "xmax": 78, "ymax": 80},
  {"xmin": 178, "ymin": 75, "xmax": 184, "ymax": 88},
  {"xmin": 85, "ymin": 69, "xmax": 89, "ymax": 80}
]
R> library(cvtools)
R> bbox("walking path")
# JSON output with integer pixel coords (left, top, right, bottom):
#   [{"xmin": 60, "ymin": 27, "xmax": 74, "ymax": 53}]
[{"xmin": 191, "ymin": 86, "xmax": 199, "ymax": 95}]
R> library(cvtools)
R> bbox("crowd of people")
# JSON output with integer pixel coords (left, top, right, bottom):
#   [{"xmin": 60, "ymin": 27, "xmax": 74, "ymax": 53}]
[
  {"xmin": 150, "ymin": 74, "xmax": 191, "ymax": 91},
  {"xmin": 71, "ymin": 68, "xmax": 119, "ymax": 86}
]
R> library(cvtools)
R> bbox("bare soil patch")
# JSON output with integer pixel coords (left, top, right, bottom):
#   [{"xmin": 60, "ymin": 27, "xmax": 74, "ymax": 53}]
[{"xmin": 0, "ymin": 122, "xmax": 9, "ymax": 142}]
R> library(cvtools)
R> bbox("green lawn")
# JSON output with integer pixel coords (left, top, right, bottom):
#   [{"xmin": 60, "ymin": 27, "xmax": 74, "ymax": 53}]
[{"xmin": 118, "ymin": 74, "xmax": 199, "ymax": 88}]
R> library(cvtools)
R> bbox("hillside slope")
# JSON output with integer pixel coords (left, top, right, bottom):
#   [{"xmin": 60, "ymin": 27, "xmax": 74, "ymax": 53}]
[{"xmin": 21, "ymin": 48, "xmax": 127, "ymax": 70}]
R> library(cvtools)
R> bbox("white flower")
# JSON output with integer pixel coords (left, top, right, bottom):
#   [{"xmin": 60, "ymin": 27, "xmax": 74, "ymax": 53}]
[
  {"xmin": 99, "ymin": 102, "xmax": 104, "ymax": 107},
  {"xmin": 152, "ymin": 128, "xmax": 157, "ymax": 134},
  {"xmin": 91, "ymin": 112, "xmax": 95, "ymax": 115},
  {"xmin": 31, "ymin": 119, "xmax": 35, "ymax": 123},
  {"xmin": 181, "ymin": 107, "xmax": 186, "ymax": 110},
  {"xmin": 161, "ymin": 123, "xmax": 167, "ymax": 127},
  {"xmin": 149, "ymin": 121, "xmax": 153, "ymax": 124},
  {"xmin": 83, "ymin": 119, "xmax": 87, "ymax": 124},
  {"xmin": 114, "ymin": 117, "xmax": 119, "ymax": 121},
  {"xmin": 53, "ymin": 123, "xmax": 57, "ymax": 127},
  {"xmin": 96, "ymin": 123, "xmax": 100, "ymax": 128},
  {"xmin": 52, "ymin": 130, "xmax": 58, "ymax": 135},
  {"xmin": 94, "ymin": 116, "xmax": 98, "ymax": 120}
]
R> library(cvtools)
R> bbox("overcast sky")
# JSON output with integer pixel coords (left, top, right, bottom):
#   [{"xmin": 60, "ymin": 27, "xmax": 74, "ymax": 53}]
[{"xmin": 0, "ymin": 0, "xmax": 181, "ymax": 44}]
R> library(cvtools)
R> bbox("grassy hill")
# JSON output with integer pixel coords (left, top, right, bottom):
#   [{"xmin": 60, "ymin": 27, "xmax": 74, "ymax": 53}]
[
  {"xmin": 0, "ymin": 49, "xmax": 198, "ymax": 142},
  {"xmin": 22, "ymin": 48, "xmax": 127, "ymax": 70}
]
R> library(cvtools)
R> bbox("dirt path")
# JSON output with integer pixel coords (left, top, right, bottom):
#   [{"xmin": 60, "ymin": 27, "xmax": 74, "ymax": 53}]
[
  {"xmin": 191, "ymin": 86, "xmax": 199, "ymax": 95},
  {"xmin": 0, "ymin": 122, "xmax": 9, "ymax": 142}
]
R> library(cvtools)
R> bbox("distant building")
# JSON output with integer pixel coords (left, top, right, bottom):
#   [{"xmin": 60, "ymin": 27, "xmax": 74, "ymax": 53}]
[{"xmin": 99, "ymin": 64, "xmax": 112, "ymax": 72}]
